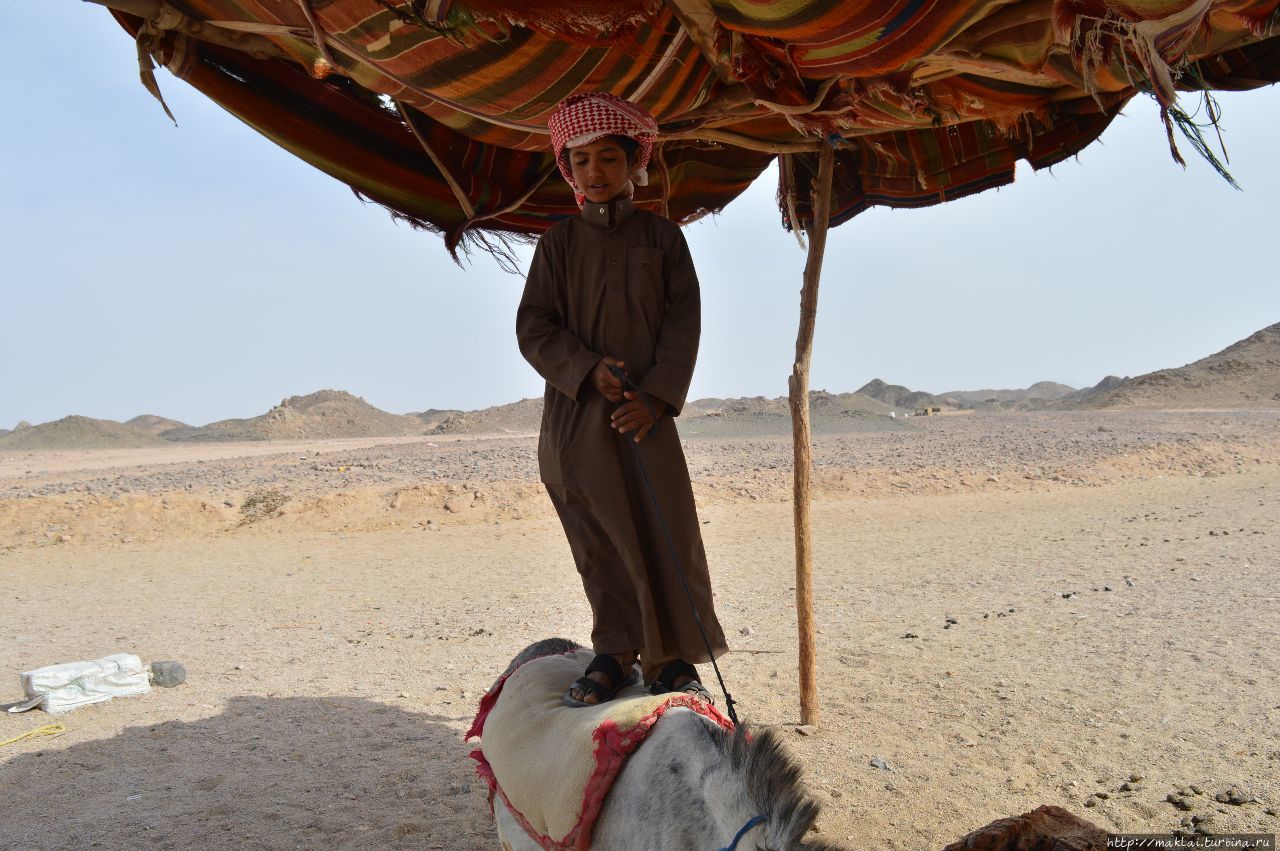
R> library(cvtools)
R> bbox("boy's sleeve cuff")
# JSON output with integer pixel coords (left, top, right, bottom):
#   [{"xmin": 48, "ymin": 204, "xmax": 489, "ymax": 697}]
[
  {"xmin": 552, "ymin": 349, "xmax": 601, "ymax": 400},
  {"xmin": 639, "ymin": 367, "xmax": 689, "ymax": 416}
]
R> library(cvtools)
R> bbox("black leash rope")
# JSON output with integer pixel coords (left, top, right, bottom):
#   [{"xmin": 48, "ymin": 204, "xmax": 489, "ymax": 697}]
[{"xmin": 608, "ymin": 364, "xmax": 740, "ymax": 726}]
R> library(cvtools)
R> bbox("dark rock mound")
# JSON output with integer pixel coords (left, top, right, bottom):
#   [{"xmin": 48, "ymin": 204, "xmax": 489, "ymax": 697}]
[{"xmin": 941, "ymin": 805, "xmax": 1108, "ymax": 851}]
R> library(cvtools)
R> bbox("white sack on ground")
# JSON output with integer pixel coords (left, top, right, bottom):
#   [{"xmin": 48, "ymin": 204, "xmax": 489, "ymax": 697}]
[{"xmin": 15, "ymin": 653, "xmax": 151, "ymax": 714}]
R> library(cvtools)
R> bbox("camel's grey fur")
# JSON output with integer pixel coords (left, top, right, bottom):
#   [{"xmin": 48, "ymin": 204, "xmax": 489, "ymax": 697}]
[{"xmin": 487, "ymin": 639, "xmax": 844, "ymax": 850}]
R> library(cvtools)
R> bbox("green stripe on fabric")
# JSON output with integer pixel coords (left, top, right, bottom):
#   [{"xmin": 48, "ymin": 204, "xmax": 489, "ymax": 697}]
[{"xmin": 802, "ymin": 28, "xmax": 886, "ymax": 60}]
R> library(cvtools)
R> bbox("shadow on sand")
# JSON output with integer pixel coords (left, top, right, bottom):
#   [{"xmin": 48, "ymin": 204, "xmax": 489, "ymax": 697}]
[{"xmin": 0, "ymin": 696, "xmax": 494, "ymax": 850}]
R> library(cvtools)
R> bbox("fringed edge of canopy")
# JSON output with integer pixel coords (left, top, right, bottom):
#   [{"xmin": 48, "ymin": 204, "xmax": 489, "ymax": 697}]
[{"xmin": 94, "ymin": 0, "xmax": 1280, "ymax": 265}]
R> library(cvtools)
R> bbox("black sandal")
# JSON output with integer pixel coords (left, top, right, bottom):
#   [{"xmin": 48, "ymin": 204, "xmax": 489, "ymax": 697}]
[
  {"xmin": 649, "ymin": 660, "xmax": 714, "ymax": 705},
  {"xmin": 563, "ymin": 654, "xmax": 639, "ymax": 708}
]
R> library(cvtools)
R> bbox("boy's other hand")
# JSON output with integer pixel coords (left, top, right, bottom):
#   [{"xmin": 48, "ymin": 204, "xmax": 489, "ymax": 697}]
[
  {"xmin": 611, "ymin": 392, "xmax": 666, "ymax": 443},
  {"xmin": 592, "ymin": 357, "xmax": 626, "ymax": 402}
]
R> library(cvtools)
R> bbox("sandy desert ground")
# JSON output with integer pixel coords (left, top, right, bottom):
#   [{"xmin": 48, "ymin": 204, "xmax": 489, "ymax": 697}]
[{"xmin": 1, "ymin": 410, "xmax": 1277, "ymax": 849}]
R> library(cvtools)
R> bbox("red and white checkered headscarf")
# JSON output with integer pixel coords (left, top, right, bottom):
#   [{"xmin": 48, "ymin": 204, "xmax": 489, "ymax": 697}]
[{"xmin": 547, "ymin": 92, "xmax": 658, "ymax": 205}]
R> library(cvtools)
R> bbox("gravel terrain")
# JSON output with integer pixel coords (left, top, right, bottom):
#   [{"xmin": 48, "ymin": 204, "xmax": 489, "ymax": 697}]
[
  {"xmin": 4, "ymin": 410, "xmax": 1278, "ymax": 504},
  {"xmin": 4, "ymin": 410, "xmax": 1278, "ymax": 552}
]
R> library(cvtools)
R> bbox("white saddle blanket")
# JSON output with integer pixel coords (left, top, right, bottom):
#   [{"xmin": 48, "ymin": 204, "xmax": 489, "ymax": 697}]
[{"xmin": 469, "ymin": 649, "xmax": 730, "ymax": 849}]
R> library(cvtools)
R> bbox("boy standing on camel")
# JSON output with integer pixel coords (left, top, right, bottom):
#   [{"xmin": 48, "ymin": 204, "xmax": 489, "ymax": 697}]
[{"xmin": 516, "ymin": 92, "xmax": 729, "ymax": 707}]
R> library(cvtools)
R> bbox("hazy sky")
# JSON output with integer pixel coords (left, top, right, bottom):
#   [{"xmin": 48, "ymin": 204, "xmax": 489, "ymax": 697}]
[{"xmin": 3, "ymin": 6, "xmax": 1278, "ymax": 428}]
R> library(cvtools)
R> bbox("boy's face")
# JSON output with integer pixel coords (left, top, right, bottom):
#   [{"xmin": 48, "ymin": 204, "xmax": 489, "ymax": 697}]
[{"xmin": 569, "ymin": 138, "xmax": 634, "ymax": 204}]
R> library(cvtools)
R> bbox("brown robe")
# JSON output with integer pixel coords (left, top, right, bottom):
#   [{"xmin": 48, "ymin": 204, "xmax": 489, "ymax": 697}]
[{"xmin": 516, "ymin": 196, "xmax": 728, "ymax": 683}]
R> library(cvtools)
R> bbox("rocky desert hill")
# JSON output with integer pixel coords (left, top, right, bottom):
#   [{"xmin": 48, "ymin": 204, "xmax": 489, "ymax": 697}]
[
  {"xmin": 410, "ymin": 408, "xmax": 464, "ymax": 431},
  {"xmin": 698, "ymin": 395, "xmax": 789, "ymax": 417},
  {"xmin": 0, "ymin": 416, "xmax": 168, "ymax": 450},
  {"xmin": 424, "ymin": 394, "xmax": 817, "ymax": 436},
  {"xmin": 1077, "ymin": 321, "xmax": 1280, "ymax": 409},
  {"xmin": 679, "ymin": 389, "xmax": 908, "ymax": 436},
  {"xmin": 163, "ymin": 390, "xmax": 428, "ymax": 442},
  {"xmin": 858, "ymin": 378, "xmax": 1080, "ymax": 412},
  {"xmin": 126, "ymin": 414, "xmax": 190, "ymax": 436},
  {"xmin": 695, "ymin": 389, "xmax": 895, "ymax": 419},
  {"xmin": 430, "ymin": 389, "xmax": 907, "ymax": 438},
  {"xmin": 1046, "ymin": 375, "xmax": 1129, "ymax": 410},
  {"xmin": 7, "ymin": 323, "xmax": 1274, "ymax": 450},
  {"xmin": 941, "ymin": 381, "xmax": 1077, "ymax": 407},
  {"xmin": 856, "ymin": 379, "xmax": 941, "ymax": 410},
  {"xmin": 862, "ymin": 321, "xmax": 1279, "ymax": 412},
  {"xmin": 432, "ymin": 398, "xmax": 543, "ymax": 434}
]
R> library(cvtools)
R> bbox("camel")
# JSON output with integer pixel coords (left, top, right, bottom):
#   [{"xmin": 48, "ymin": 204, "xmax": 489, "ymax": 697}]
[{"xmin": 474, "ymin": 639, "xmax": 1107, "ymax": 851}]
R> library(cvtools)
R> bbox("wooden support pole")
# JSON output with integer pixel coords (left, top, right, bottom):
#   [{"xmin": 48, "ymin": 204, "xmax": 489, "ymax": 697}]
[
  {"xmin": 787, "ymin": 143, "xmax": 834, "ymax": 727},
  {"xmin": 662, "ymin": 129, "xmax": 822, "ymax": 154},
  {"xmin": 663, "ymin": 0, "xmax": 739, "ymax": 84},
  {"xmin": 395, "ymin": 100, "xmax": 477, "ymax": 219}
]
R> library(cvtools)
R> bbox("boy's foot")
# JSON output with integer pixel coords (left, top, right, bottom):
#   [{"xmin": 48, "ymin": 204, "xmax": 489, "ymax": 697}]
[
  {"xmin": 650, "ymin": 659, "xmax": 714, "ymax": 705},
  {"xmin": 563, "ymin": 653, "xmax": 639, "ymax": 707}
]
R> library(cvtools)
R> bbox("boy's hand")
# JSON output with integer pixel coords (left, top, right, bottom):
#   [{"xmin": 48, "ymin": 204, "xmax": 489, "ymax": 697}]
[
  {"xmin": 592, "ymin": 357, "xmax": 626, "ymax": 402},
  {"xmin": 611, "ymin": 391, "xmax": 667, "ymax": 443}
]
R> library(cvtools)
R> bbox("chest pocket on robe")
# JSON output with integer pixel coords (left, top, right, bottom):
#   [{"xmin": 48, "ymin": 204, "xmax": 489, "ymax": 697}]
[{"xmin": 626, "ymin": 247, "xmax": 666, "ymax": 307}]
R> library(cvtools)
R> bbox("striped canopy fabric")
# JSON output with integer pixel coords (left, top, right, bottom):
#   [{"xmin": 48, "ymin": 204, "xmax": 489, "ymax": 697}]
[{"xmin": 107, "ymin": 0, "xmax": 1280, "ymax": 261}]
